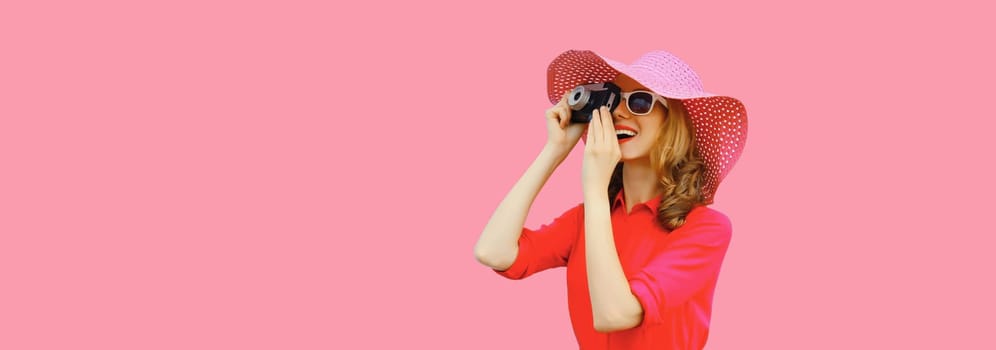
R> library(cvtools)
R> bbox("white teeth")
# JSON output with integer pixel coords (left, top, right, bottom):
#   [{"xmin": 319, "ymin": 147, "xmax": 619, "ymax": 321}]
[{"xmin": 616, "ymin": 129, "xmax": 636, "ymax": 136}]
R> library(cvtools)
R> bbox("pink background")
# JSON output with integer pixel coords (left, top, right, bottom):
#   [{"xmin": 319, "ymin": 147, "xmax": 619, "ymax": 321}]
[{"xmin": 2, "ymin": 0, "xmax": 995, "ymax": 348}]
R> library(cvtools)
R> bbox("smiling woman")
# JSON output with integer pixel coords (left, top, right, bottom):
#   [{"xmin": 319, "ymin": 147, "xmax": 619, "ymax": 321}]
[
  {"xmin": 581, "ymin": 74, "xmax": 670, "ymax": 164},
  {"xmin": 474, "ymin": 49, "xmax": 748, "ymax": 350}
]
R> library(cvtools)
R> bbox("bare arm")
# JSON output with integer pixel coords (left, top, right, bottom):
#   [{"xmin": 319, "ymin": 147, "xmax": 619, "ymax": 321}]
[
  {"xmin": 474, "ymin": 146, "xmax": 567, "ymax": 270},
  {"xmin": 475, "ymin": 93, "xmax": 584, "ymax": 270},
  {"xmin": 581, "ymin": 106, "xmax": 643, "ymax": 332},
  {"xmin": 584, "ymin": 193, "xmax": 644, "ymax": 332}
]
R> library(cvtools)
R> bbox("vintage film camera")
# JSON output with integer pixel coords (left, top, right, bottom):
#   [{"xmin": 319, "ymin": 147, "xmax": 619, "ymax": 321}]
[{"xmin": 567, "ymin": 82, "xmax": 621, "ymax": 123}]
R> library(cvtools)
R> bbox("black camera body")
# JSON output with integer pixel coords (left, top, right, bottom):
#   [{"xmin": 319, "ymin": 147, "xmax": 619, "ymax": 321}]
[{"xmin": 567, "ymin": 82, "xmax": 622, "ymax": 123}]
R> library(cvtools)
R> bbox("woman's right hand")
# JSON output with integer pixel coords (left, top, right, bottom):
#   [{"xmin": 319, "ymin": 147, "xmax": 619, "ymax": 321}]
[{"xmin": 545, "ymin": 92, "xmax": 587, "ymax": 157}]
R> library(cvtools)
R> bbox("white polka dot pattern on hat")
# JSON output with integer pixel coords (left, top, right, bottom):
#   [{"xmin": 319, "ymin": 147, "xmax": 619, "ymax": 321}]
[
  {"xmin": 545, "ymin": 49, "xmax": 749, "ymax": 204},
  {"xmin": 682, "ymin": 96, "xmax": 748, "ymax": 204},
  {"xmin": 547, "ymin": 51, "xmax": 619, "ymax": 103}
]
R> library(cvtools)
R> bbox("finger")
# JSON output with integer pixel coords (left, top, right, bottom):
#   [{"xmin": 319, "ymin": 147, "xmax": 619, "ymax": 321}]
[
  {"xmin": 557, "ymin": 92, "xmax": 570, "ymax": 109},
  {"xmin": 590, "ymin": 107, "xmax": 602, "ymax": 145},
  {"xmin": 587, "ymin": 111, "xmax": 597, "ymax": 146},
  {"xmin": 545, "ymin": 109, "xmax": 560, "ymax": 132},
  {"xmin": 559, "ymin": 106, "xmax": 569, "ymax": 129},
  {"xmin": 547, "ymin": 105, "xmax": 565, "ymax": 127},
  {"xmin": 601, "ymin": 106, "xmax": 615, "ymax": 143}
]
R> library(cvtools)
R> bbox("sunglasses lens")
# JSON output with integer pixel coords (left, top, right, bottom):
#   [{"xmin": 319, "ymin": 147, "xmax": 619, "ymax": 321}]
[{"xmin": 628, "ymin": 92, "xmax": 654, "ymax": 115}]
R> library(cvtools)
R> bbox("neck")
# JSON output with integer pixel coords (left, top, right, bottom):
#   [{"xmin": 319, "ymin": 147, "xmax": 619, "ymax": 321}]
[{"xmin": 621, "ymin": 157, "xmax": 662, "ymax": 212}]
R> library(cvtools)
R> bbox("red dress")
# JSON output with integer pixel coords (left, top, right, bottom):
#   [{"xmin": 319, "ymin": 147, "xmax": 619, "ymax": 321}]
[{"xmin": 494, "ymin": 190, "xmax": 733, "ymax": 349}]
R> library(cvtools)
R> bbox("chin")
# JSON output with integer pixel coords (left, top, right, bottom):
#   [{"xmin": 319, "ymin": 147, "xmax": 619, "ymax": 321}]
[
  {"xmin": 620, "ymin": 153, "xmax": 648, "ymax": 162},
  {"xmin": 619, "ymin": 144, "xmax": 649, "ymax": 162}
]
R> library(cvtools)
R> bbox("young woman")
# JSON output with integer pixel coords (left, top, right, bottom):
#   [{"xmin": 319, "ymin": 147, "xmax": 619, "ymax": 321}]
[{"xmin": 474, "ymin": 49, "xmax": 748, "ymax": 349}]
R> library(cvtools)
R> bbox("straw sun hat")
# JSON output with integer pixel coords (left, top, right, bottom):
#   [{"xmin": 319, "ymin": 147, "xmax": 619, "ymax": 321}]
[{"xmin": 547, "ymin": 50, "xmax": 748, "ymax": 204}]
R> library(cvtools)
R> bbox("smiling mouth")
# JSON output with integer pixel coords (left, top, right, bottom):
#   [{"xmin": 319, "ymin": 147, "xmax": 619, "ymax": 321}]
[{"xmin": 616, "ymin": 129, "xmax": 636, "ymax": 140}]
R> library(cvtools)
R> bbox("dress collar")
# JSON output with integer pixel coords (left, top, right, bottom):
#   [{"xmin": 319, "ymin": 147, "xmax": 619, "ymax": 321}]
[{"xmin": 611, "ymin": 187, "xmax": 663, "ymax": 214}]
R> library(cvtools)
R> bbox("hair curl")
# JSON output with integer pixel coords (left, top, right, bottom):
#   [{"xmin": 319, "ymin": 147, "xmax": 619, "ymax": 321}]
[{"xmin": 607, "ymin": 99, "xmax": 705, "ymax": 231}]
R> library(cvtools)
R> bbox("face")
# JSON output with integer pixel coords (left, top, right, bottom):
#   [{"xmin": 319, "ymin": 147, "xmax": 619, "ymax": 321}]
[{"xmin": 582, "ymin": 74, "xmax": 668, "ymax": 161}]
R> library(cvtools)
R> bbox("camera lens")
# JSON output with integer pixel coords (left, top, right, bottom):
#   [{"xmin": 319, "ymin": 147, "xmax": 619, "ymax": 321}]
[{"xmin": 567, "ymin": 86, "xmax": 589, "ymax": 111}]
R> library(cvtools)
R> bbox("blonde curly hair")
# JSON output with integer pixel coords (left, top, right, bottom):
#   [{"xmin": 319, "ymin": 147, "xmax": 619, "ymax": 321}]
[{"xmin": 607, "ymin": 98, "xmax": 705, "ymax": 231}]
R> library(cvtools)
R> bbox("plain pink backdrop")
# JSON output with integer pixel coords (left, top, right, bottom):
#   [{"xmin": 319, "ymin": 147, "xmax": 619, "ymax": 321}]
[{"xmin": 2, "ymin": 0, "xmax": 995, "ymax": 348}]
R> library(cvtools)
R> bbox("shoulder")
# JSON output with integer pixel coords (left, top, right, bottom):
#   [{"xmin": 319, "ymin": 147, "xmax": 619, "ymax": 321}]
[
  {"xmin": 686, "ymin": 205, "xmax": 731, "ymax": 227},
  {"xmin": 568, "ymin": 202, "xmax": 585, "ymax": 215},
  {"xmin": 674, "ymin": 205, "xmax": 732, "ymax": 243},
  {"xmin": 551, "ymin": 203, "xmax": 585, "ymax": 223}
]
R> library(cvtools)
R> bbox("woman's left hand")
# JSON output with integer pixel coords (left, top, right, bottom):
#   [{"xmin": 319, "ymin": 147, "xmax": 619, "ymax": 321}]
[{"xmin": 582, "ymin": 106, "xmax": 621, "ymax": 194}]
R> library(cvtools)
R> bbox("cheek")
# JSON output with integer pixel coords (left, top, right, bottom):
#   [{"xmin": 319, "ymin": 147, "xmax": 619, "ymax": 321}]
[
  {"xmin": 641, "ymin": 132, "xmax": 658, "ymax": 145},
  {"xmin": 640, "ymin": 121, "xmax": 664, "ymax": 141},
  {"xmin": 636, "ymin": 129, "xmax": 660, "ymax": 147}
]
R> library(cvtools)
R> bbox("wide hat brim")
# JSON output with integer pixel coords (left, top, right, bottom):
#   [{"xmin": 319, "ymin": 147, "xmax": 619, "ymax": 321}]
[{"xmin": 547, "ymin": 50, "xmax": 748, "ymax": 204}]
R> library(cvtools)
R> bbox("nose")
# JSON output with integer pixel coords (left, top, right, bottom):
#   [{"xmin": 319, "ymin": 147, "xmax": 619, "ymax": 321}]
[{"xmin": 612, "ymin": 100, "xmax": 631, "ymax": 120}]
